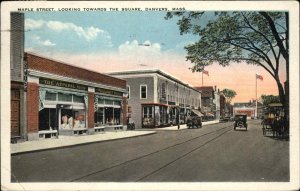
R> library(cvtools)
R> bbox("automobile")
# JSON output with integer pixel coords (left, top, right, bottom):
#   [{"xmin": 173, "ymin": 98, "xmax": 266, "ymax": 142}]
[
  {"xmin": 219, "ymin": 116, "xmax": 231, "ymax": 122},
  {"xmin": 233, "ymin": 114, "xmax": 248, "ymax": 130},
  {"xmin": 187, "ymin": 115, "xmax": 202, "ymax": 129}
]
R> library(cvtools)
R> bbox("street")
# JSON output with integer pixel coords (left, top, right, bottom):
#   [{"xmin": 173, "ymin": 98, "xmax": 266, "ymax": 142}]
[{"xmin": 11, "ymin": 120, "xmax": 289, "ymax": 182}]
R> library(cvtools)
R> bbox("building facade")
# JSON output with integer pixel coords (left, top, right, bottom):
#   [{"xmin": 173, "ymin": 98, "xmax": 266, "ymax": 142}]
[
  {"xmin": 10, "ymin": 12, "xmax": 26, "ymax": 139},
  {"xmin": 109, "ymin": 70, "xmax": 202, "ymax": 128},
  {"xmin": 233, "ymin": 100, "xmax": 263, "ymax": 118},
  {"xmin": 220, "ymin": 94, "xmax": 226, "ymax": 117},
  {"xmin": 194, "ymin": 86, "xmax": 221, "ymax": 120},
  {"xmin": 25, "ymin": 53, "xmax": 127, "ymax": 140}
]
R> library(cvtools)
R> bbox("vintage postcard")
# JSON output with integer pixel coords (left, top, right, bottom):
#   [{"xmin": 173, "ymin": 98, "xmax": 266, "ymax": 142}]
[{"xmin": 1, "ymin": 1, "xmax": 299, "ymax": 191}]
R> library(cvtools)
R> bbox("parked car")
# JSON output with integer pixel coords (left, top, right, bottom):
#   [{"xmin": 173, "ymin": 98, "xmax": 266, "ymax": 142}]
[
  {"xmin": 187, "ymin": 115, "xmax": 202, "ymax": 129},
  {"xmin": 234, "ymin": 114, "xmax": 248, "ymax": 130}
]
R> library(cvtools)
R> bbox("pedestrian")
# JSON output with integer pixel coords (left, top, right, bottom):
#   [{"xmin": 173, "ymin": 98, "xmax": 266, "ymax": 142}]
[{"xmin": 176, "ymin": 111, "xmax": 180, "ymax": 130}]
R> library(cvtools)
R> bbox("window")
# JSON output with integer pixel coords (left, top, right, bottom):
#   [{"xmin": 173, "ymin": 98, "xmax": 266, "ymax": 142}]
[
  {"xmin": 58, "ymin": 93, "xmax": 72, "ymax": 102},
  {"xmin": 45, "ymin": 92, "xmax": 57, "ymax": 101},
  {"xmin": 161, "ymin": 83, "xmax": 166, "ymax": 99},
  {"xmin": 126, "ymin": 85, "xmax": 130, "ymax": 99},
  {"xmin": 39, "ymin": 108, "xmax": 57, "ymax": 131},
  {"xmin": 94, "ymin": 99, "xmax": 122, "ymax": 127},
  {"xmin": 73, "ymin": 95, "xmax": 84, "ymax": 103},
  {"xmin": 140, "ymin": 85, "xmax": 147, "ymax": 99}
]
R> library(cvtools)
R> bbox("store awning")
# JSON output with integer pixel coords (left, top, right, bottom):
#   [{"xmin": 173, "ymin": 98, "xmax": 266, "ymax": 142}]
[{"xmin": 192, "ymin": 109, "xmax": 204, "ymax": 117}]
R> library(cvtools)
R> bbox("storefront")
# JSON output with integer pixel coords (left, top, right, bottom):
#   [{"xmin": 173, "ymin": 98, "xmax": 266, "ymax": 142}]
[
  {"xmin": 38, "ymin": 83, "xmax": 88, "ymax": 137},
  {"xmin": 142, "ymin": 103, "xmax": 169, "ymax": 128},
  {"xmin": 94, "ymin": 90, "xmax": 123, "ymax": 131},
  {"xmin": 26, "ymin": 52, "xmax": 127, "ymax": 140}
]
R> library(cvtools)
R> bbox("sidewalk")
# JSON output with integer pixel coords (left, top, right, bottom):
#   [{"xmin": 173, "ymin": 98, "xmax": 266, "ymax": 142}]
[
  {"xmin": 11, "ymin": 130, "xmax": 156, "ymax": 154},
  {"xmin": 11, "ymin": 120, "xmax": 220, "ymax": 154}
]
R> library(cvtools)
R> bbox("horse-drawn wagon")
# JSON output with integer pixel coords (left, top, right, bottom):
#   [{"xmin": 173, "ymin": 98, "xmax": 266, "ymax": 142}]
[{"xmin": 261, "ymin": 103, "xmax": 286, "ymax": 138}]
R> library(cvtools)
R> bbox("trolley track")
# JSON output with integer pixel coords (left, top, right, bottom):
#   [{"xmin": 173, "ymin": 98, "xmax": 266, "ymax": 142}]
[{"xmin": 70, "ymin": 124, "xmax": 233, "ymax": 182}]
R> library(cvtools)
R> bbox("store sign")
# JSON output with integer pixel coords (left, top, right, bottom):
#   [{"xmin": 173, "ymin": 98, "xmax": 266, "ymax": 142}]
[
  {"xmin": 95, "ymin": 88, "xmax": 123, "ymax": 96},
  {"xmin": 23, "ymin": 60, "xmax": 28, "ymax": 92},
  {"xmin": 39, "ymin": 77, "xmax": 88, "ymax": 91},
  {"xmin": 168, "ymin": 101, "xmax": 176, "ymax": 105}
]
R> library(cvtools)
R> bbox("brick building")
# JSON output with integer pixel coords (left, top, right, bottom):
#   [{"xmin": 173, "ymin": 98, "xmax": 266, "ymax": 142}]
[
  {"xmin": 194, "ymin": 86, "xmax": 221, "ymax": 120},
  {"xmin": 25, "ymin": 53, "xmax": 127, "ymax": 140}
]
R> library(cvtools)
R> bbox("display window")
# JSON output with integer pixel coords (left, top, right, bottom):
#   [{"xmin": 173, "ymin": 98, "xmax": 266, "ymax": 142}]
[
  {"xmin": 94, "ymin": 98, "xmax": 122, "ymax": 127},
  {"xmin": 159, "ymin": 106, "xmax": 168, "ymax": 125},
  {"xmin": 39, "ymin": 90, "xmax": 87, "ymax": 130},
  {"xmin": 142, "ymin": 106, "xmax": 154, "ymax": 127},
  {"xmin": 38, "ymin": 108, "xmax": 57, "ymax": 131},
  {"xmin": 142, "ymin": 104, "xmax": 168, "ymax": 127},
  {"xmin": 60, "ymin": 108, "xmax": 86, "ymax": 129}
]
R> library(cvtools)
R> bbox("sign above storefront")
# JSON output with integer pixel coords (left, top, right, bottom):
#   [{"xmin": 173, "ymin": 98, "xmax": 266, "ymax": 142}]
[
  {"xmin": 39, "ymin": 77, "xmax": 88, "ymax": 91},
  {"xmin": 95, "ymin": 88, "xmax": 123, "ymax": 97}
]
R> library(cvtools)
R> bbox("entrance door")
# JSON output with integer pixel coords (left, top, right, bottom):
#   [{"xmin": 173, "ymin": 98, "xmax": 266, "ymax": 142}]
[{"xmin": 11, "ymin": 90, "xmax": 20, "ymax": 137}]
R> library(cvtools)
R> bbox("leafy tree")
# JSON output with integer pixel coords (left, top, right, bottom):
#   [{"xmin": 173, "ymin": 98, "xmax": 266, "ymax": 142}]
[
  {"xmin": 166, "ymin": 11, "xmax": 289, "ymax": 123},
  {"xmin": 260, "ymin": 94, "xmax": 281, "ymax": 106},
  {"xmin": 221, "ymin": 88, "xmax": 237, "ymax": 104}
]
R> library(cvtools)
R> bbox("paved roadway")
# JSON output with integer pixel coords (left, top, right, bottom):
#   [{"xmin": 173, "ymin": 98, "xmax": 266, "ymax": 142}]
[{"xmin": 11, "ymin": 120, "xmax": 289, "ymax": 182}]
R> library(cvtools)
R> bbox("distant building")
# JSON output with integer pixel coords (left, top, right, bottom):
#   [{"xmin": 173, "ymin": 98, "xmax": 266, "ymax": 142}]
[
  {"xmin": 108, "ymin": 70, "xmax": 202, "ymax": 128},
  {"xmin": 220, "ymin": 94, "xmax": 226, "ymax": 117},
  {"xmin": 233, "ymin": 100, "xmax": 263, "ymax": 118},
  {"xmin": 194, "ymin": 86, "xmax": 220, "ymax": 120}
]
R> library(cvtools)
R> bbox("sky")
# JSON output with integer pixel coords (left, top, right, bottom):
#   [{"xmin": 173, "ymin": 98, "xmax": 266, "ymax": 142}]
[{"xmin": 24, "ymin": 11, "xmax": 286, "ymax": 103}]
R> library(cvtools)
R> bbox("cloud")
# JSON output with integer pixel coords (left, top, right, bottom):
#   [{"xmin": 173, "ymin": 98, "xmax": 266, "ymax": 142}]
[
  {"xmin": 118, "ymin": 40, "xmax": 161, "ymax": 58},
  {"xmin": 41, "ymin": 40, "xmax": 56, "ymax": 46},
  {"xmin": 25, "ymin": 18, "xmax": 108, "ymax": 41},
  {"xmin": 25, "ymin": 19, "xmax": 45, "ymax": 29},
  {"xmin": 31, "ymin": 36, "xmax": 56, "ymax": 47}
]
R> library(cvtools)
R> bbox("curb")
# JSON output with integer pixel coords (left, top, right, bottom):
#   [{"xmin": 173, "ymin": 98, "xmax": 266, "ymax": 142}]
[{"xmin": 11, "ymin": 131, "xmax": 157, "ymax": 155}]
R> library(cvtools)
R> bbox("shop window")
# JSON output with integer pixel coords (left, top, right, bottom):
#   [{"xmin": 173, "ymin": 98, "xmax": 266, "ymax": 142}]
[
  {"xmin": 140, "ymin": 85, "xmax": 147, "ymax": 99},
  {"xmin": 105, "ymin": 107, "xmax": 113, "ymax": 125},
  {"xmin": 105, "ymin": 99, "xmax": 114, "ymax": 105},
  {"xmin": 154, "ymin": 106, "xmax": 160, "ymax": 126},
  {"xmin": 114, "ymin": 100, "xmax": 121, "ymax": 107},
  {"xmin": 45, "ymin": 92, "xmax": 57, "ymax": 101},
  {"xmin": 58, "ymin": 93, "xmax": 72, "ymax": 102},
  {"xmin": 94, "ymin": 107, "xmax": 104, "ymax": 126},
  {"xmin": 60, "ymin": 109, "xmax": 86, "ymax": 129},
  {"xmin": 113, "ymin": 108, "xmax": 121, "ymax": 125},
  {"xmin": 73, "ymin": 95, "xmax": 84, "ymax": 103},
  {"xmin": 98, "ymin": 98, "xmax": 104, "ymax": 104},
  {"xmin": 39, "ymin": 108, "xmax": 57, "ymax": 131},
  {"xmin": 142, "ymin": 106, "xmax": 154, "ymax": 127}
]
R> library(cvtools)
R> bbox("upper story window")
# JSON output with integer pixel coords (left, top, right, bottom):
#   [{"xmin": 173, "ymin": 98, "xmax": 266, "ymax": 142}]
[
  {"xmin": 126, "ymin": 85, "xmax": 130, "ymax": 100},
  {"xmin": 140, "ymin": 85, "xmax": 147, "ymax": 99}
]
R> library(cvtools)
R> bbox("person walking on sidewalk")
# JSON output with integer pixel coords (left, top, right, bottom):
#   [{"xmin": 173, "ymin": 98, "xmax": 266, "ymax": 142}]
[{"xmin": 176, "ymin": 111, "xmax": 180, "ymax": 130}]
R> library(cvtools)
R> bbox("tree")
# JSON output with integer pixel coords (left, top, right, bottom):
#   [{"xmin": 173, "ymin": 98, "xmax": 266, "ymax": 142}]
[
  {"xmin": 221, "ymin": 88, "xmax": 237, "ymax": 104},
  {"xmin": 260, "ymin": 94, "xmax": 281, "ymax": 106},
  {"xmin": 166, "ymin": 11, "xmax": 289, "ymax": 124}
]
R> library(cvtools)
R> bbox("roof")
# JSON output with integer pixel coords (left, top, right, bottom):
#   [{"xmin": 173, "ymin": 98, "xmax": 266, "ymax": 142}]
[
  {"xmin": 194, "ymin": 86, "xmax": 214, "ymax": 97},
  {"xmin": 108, "ymin": 69, "xmax": 201, "ymax": 93},
  {"xmin": 25, "ymin": 52, "xmax": 126, "ymax": 89}
]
